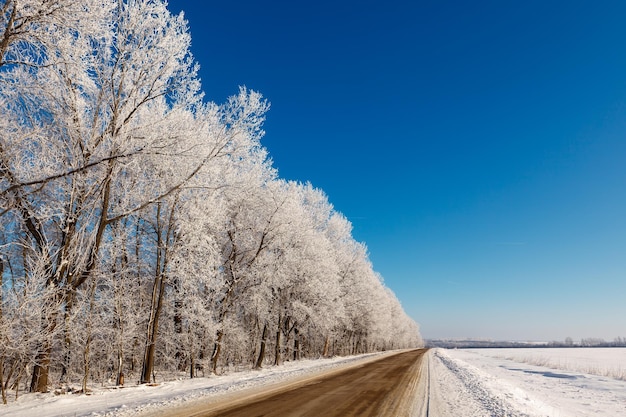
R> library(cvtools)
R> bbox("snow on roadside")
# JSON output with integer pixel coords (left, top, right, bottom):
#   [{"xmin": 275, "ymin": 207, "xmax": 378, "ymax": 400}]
[
  {"xmin": 428, "ymin": 349, "xmax": 552, "ymax": 416},
  {"xmin": 0, "ymin": 352, "xmax": 385, "ymax": 417},
  {"xmin": 441, "ymin": 348, "xmax": 626, "ymax": 417}
]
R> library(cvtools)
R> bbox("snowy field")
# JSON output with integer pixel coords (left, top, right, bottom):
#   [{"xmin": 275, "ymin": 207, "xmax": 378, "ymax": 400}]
[
  {"xmin": 434, "ymin": 348, "xmax": 626, "ymax": 416},
  {"xmin": 473, "ymin": 347, "xmax": 626, "ymax": 380}
]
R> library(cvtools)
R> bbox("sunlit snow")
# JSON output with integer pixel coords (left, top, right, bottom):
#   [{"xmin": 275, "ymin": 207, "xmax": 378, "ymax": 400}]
[{"xmin": 431, "ymin": 348, "xmax": 626, "ymax": 417}]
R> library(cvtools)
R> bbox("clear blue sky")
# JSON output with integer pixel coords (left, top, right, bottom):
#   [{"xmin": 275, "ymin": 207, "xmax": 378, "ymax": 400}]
[{"xmin": 168, "ymin": 0, "xmax": 626, "ymax": 342}]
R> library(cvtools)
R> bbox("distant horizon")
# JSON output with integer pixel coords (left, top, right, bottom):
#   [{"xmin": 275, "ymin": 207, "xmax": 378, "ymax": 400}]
[
  {"xmin": 424, "ymin": 336, "xmax": 625, "ymax": 343},
  {"xmin": 421, "ymin": 331, "xmax": 626, "ymax": 344}
]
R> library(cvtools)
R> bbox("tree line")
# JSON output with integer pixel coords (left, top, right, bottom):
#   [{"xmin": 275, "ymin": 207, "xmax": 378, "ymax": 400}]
[
  {"xmin": 427, "ymin": 337, "xmax": 626, "ymax": 349},
  {"xmin": 0, "ymin": 0, "xmax": 422, "ymax": 401}
]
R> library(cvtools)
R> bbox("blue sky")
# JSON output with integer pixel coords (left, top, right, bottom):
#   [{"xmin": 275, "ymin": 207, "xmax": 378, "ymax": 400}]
[{"xmin": 167, "ymin": 0, "xmax": 626, "ymax": 342}]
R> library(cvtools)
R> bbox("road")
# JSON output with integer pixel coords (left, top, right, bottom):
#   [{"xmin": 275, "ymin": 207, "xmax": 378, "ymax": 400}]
[{"xmin": 161, "ymin": 349, "xmax": 428, "ymax": 417}]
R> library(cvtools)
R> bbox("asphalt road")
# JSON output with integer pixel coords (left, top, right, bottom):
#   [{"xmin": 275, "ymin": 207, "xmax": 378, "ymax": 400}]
[{"xmin": 166, "ymin": 349, "xmax": 427, "ymax": 417}]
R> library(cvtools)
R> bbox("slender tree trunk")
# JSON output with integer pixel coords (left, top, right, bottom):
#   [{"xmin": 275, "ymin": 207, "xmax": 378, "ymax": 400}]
[
  {"xmin": 293, "ymin": 328, "xmax": 300, "ymax": 361},
  {"xmin": 174, "ymin": 284, "xmax": 183, "ymax": 370},
  {"xmin": 115, "ymin": 284, "xmax": 125, "ymax": 386},
  {"xmin": 82, "ymin": 338, "xmax": 90, "ymax": 393},
  {"xmin": 140, "ymin": 203, "xmax": 173, "ymax": 384},
  {"xmin": 322, "ymin": 335, "xmax": 330, "ymax": 358},
  {"xmin": 188, "ymin": 325, "xmax": 195, "ymax": 379},
  {"xmin": 189, "ymin": 337, "xmax": 195, "ymax": 380},
  {"xmin": 274, "ymin": 314, "xmax": 282, "ymax": 366},
  {"xmin": 116, "ymin": 351, "xmax": 124, "ymax": 386},
  {"xmin": 3, "ymin": 360, "xmax": 15, "ymax": 394},
  {"xmin": 59, "ymin": 290, "xmax": 75, "ymax": 384},
  {"xmin": 0, "ymin": 359, "xmax": 5, "ymax": 405},
  {"xmin": 254, "ymin": 323, "xmax": 268, "ymax": 369},
  {"xmin": 82, "ymin": 279, "xmax": 97, "ymax": 392},
  {"xmin": 210, "ymin": 330, "xmax": 223, "ymax": 374},
  {"xmin": 140, "ymin": 271, "xmax": 166, "ymax": 384},
  {"xmin": 189, "ymin": 346, "xmax": 195, "ymax": 379},
  {"xmin": 210, "ymin": 305, "xmax": 230, "ymax": 374}
]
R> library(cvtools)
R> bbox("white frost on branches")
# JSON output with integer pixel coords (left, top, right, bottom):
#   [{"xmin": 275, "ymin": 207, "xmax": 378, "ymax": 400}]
[{"xmin": 0, "ymin": 0, "xmax": 422, "ymax": 399}]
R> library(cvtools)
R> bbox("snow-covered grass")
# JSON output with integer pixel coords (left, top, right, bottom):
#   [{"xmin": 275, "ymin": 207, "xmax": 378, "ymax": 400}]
[
  {"xmin": 475, "ymin": 347, "xmax": 626, "ymax": 381},
  {"xmin": 0, "ymin": 352, "xmax": 386, "ymax": 417},
  {"xmin": 438, "ymin": 348, "xmax": 626, "ymax": 417}
]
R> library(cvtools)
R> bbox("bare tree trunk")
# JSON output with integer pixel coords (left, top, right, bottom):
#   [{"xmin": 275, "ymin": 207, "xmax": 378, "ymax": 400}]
[
  {"xmin": 82, "ymin": 339, "xmax": 90, "ymax": 392},
  {"xmin": 0, "ymin": 359, "xmax": 5, "ymax": 405},
  {"xmin": 140, "ymin": 271, "xmax": 166, "ymax": 384},
  {"xmin": 210, "ymin": 330, "xmax": 223, "ymax": 374},
  {"xmin": 274, "ymin": 314, "xmax": 282, "ymax": 366},
  {"xmin": 293, "ymin": 328, "xmax": 300, "ymax": 361},
  {"xmin": 140, "ymin": 202, "xmax": 174, "ymax": 384},
  {"xmin": 59, "ymin": 290, "xmax": 76, "ymax": 384},
  {"xmin": 30, "ymin": 341, "xmax": 52, "ymax": 393},
  {"xmin": 116, "ymin": 352, "xmax": 124, "ymax": 386},
  {"xmin": 82, "ymin": 278, "xmax": 97, "ymax": 393},
  {"xmin": 114, "ymin": 278, "xmax": 125, "ymax": 386},
  {"xmin": 174, "ymin": 283, "xmax": 183, "ymax": 371},
  {"xmin": 254, "ymin": 323, "xmax": 268, "ymax": 369},
  {"xmin": 322, "ymin": 335, "xmax": 330, "ymax": 358},
  {"xmin": 188, "ymin": 325, "xmax": 195, "ymax": 379},
  {"xmin": 14, "ymin": 372, "xmax": 21, "ymax": 400},
  {"xmin": 210, "ymin": 303, "xmax": 230, "ymax": 374}
]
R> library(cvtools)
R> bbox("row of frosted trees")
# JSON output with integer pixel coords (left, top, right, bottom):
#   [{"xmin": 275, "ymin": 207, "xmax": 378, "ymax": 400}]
[{"xmin": 0, "ymin": 0, "xmax": 422, "ymax": 400}]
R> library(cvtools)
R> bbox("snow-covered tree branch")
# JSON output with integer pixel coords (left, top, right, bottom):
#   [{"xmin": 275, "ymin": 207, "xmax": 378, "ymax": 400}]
[{"xmin": 0, "ymin": 0, "xmax": 421, "ymax": 398}]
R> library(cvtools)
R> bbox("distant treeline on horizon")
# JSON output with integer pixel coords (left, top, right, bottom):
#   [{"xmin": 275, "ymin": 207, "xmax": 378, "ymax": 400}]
[{"xmin": 427, "ymin": 337, "xmax": 626, "ymax": 349}]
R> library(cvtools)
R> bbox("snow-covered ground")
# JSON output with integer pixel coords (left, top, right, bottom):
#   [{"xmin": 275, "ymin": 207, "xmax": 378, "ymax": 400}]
[
  {"xmin": 0, "ymin": 352, "xmax": 386, "ymax": 417},
  {"xmin": 432, "ymin": 348, "xmax": 626, "ymax": 416},
  {"xmin": 4, "ymin": 348, "xmax": 626, "ymax": 416},
  {"xmin": 473, "ymin": 347, "xmax": 626, "ymax": 380}
]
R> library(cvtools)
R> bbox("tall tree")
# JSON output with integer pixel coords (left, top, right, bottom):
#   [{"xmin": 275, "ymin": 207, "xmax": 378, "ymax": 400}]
[{"xmin": 1, "ymin": 0, "xmax": 215, "ymax": 392}]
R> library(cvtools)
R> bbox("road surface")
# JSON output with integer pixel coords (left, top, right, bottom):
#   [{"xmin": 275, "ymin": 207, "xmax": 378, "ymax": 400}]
[{"xmin": 161, "ymin": 349, "xmax": 428, "ymax": 417}]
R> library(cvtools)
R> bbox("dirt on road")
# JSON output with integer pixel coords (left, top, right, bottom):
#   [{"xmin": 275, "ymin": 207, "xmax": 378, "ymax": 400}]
[{"xmin": 158, "ymin": 349, "xmax": 427, "ymax": 417}]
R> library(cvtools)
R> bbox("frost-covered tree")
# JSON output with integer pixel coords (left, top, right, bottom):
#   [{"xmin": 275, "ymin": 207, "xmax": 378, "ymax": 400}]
[
  {"xmin": 260, "ymin": 182, "xmax": 343, "ymax": 365},
  {"xmin": 0, "ymin": 0, "xmax": 421, "ymax": 397},
  {"xmin": 0, "ymin": 0, "xmax": 268, "ymax": 392},
  {"xmin": 206, "ymin": 160, "xmax": 278, "ymax": 373}
]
